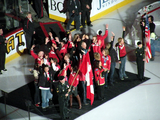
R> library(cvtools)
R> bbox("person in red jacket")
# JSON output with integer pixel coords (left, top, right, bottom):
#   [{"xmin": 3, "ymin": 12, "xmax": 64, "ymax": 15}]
[
  {"xmin": 94, "ymin": 60, "xmax": 105, "ymax": 100},
  {"xmin": 115, "ymin": 27, "xmax": 128, "ymax": 80},
  {"xmin": 68, "ymin": 65, "xmax": 82, "ymax": 109},
  {"xmin": 48, "ymin": 45, "xmax": 59, "ymax": 63},
  {"xmin": 97, "ymin": 24, "xmax": 108, "ymax": 49},
  {"xmin": 30, "ymin": 45, "xmax": 44, "ymax": 65},
  {"xmin": 91, "ymin": 36, "xmax": 102, "ymax": 53},
  {"xmin": 101, "ymin": 49, "xmax": 111, "ymax": 88}
]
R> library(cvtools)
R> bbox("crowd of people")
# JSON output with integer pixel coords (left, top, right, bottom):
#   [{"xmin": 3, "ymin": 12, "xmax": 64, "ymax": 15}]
[
  {"xmin": 0, "ymin": 1, "xmax": 156, "ymax": 120},
  {"xmin": 25, "ymin": 18, "xmax": 132, "ymax": 119}
]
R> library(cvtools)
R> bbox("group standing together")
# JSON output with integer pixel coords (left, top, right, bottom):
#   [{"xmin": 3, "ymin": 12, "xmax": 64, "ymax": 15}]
[{"xmin": 0, "ymin": 1, "xmax": 157, "ymax": 120}]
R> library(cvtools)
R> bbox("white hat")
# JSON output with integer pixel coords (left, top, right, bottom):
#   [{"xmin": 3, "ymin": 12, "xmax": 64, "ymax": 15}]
[{"xmin": 97, "ymin": 29, "xmax": 102, "ymax": 35}]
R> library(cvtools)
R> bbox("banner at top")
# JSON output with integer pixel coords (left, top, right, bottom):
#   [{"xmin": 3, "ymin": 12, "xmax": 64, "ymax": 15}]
[{"xmin": 48, "ymin": 0, "xmax": 124, "ymax": 22}]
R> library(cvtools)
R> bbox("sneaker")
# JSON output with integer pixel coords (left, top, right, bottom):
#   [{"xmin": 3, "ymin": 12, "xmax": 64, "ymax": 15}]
[
  {"xmin": 88, "ymin": 24, "xmax": 93, "ymax": 27},
  {"xmin": 3, "ymin": 69, "xmax": 7, "ymax": 71},
  {"xmin": 83, "ymin": 103, "xmax": 89, "ymax": 105},
  {"xmin": 35, "ymin": 104, "xmax": 40, "ymax": 107},
  {"xmin": 124, "ymin": 76, "xmax": 128, "ymax": 79},
  {"xmin": 150, "ymin": 57, "xmax": 154, "ymax": 61},
  {"xmin": 120, "ymin": 78, "xmax": 124, "ymax": 80}
]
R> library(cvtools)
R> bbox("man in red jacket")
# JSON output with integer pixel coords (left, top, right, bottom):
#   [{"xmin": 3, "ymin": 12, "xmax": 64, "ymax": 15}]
[{"xmin": 97, "ymin": 24, "xmax": 108, "ymax": 49}]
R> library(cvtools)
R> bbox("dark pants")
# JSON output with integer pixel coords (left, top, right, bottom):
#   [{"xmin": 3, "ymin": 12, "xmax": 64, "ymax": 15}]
[
  {"xmin": 34, "ymin": 82, "xmax": 40, "ymax": 104},
  {"xmin": 25, "ymin": 33, "xmax": 33, "ymax": 53},
  {"xmin": 79, "ymin": 81, "xmax": 87, "ymax": 104},
  {"xmin": 151, "ymin": 39, "xmax": 155, "ymax": 58},
  {"xmin": 97, "ymin": 85, "xmax": 104, "ymax": 99},
  {"xmin": 58, "ymin": 97, "xmax": 69, "ymax": 120},
  {"xmin": 81, "ymin": 10, "xmax": 91, "ymax": 26},
  {"xmin": 66, "ymin": 12, "xmax": 80, "ymax": 31},
  {"xmin": 109, "ymin": 62, "xmax": 116, "ymax": 84},
  {"xmin": 136, "ymin": 59, "xmax": 144, "ymax": 80},
  {"xmin": 0, "ymin": 53, "xmax": 6, "ymax": 71},
  {"xmin": 104, "ymin": 71, "xmax": 108, "ymax": 87},
  {"xmin": 34, "ymin": 0, "xmax": 43, "ymax": 18}
]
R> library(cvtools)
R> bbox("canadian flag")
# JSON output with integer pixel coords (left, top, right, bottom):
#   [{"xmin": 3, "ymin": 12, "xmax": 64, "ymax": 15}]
[{"xmin": 79, "ymin": 52, "xmax": 94, "ymax": 105}]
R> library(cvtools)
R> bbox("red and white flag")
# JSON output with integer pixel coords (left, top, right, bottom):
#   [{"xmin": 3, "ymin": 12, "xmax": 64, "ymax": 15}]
[
  {"xmin": 79, "ymin": 52, "xmax": 94, "ymax": 105},
  {"xmin": 145, "ymin": 15, "xmax": 152, "ymax": 63}
]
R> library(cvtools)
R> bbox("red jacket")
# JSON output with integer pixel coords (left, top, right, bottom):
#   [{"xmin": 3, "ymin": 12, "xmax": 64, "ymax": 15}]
[
  {"xmin": 48, "ymin": 50, "xmax": 59, "ymax": 63},
  {"xmin": 94, "ymin": 68, "xmax": 105, "ymax": 86},
  {"xmin": 101, "ymin": 55, "xmax": 111, "ymax": 71},
  {"xmin": 68, "ymin": 71, "xmax": 79, "ymax": 87},
  {"xmin": 59, "ymin": 44, "xmax": 68, "ymax": 56},
  {"xmin": 31, "ymin": 50, "xmax": 43, "ymax": 65},
  {"xmin": 91, "ymin": 43, "xmax": 101, "ymax": 53},
  {"xmin": 97, "ymin": 29, "xmax": 108, "ymax": 49},
  {"xmin": 116, "ymin": 44, "xmax": 126, "ymax": 60}
]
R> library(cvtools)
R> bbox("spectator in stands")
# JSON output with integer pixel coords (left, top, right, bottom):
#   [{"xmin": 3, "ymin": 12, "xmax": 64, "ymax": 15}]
[
  {"xmin": 66, "ymin": 0, "xmax": 81, "ymax": 32},
  {"xmin": 34, "ymin": 0, "xmax": 44, "ymax": 18},
  {"xmin": 0, "ymin": 27, "xmax": 8, "ymax": 74},
  {"xmin": 23, "ymin": 12, "xmax": 35, "ymax": 54},
  {"xmin": 80, "ymin": 0, "xmax": 93, "ymax": 28}
]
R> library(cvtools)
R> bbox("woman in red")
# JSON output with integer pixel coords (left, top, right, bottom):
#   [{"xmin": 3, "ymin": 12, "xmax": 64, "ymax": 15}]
[
  {"xmin": 101, "ymin": 49, "xmax": 111, "ymax": 88},
  {"xmin": 94, "ymin": 61, "xmax": 105, "ymax": 100},
  {"xmin": 68, "ymin": 65, "xmax": 82, "ymax": 109}
]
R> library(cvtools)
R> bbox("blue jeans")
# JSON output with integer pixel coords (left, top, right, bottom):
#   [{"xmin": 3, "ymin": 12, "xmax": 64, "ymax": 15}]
[
  {"xmin": 109, "ymin": 62, "xmax": 116, "ymax": 84},
  {"xmin": 151, "ymin": 39, "xmax": 155, "ymax": 58},
  {"xmin": 119, "ymin": 56, "xmax": 127, "ymax": 79},
  {"xmin": 41, "ymin": 89, "xmax": 53, "ymax": 108},
  {"xmin": 66, "ymin": 12, "xmax": 80, "ymax": 31},
  {"xmin": 104, "ymin": 71, "xmax": 108, "ymax": 87},
  {"xmin": 80, "ymin": 81, "xmax": 87, "ymax": 104}
]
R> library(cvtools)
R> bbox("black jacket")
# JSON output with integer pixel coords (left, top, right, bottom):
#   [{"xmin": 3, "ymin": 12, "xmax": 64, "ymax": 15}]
[
  {"xmin": 67, "ymin": 0, "xmax": 81, "ymax": 15},
  {"xmin": 38, "ymin": 66, "xmax": 52, "ymax": 89},
  {"xmin": 109, "ymin": 36, "xmax": 118, "ymax": 62},
  {"xmin": 80, "ymin": 0, "xmax": 92, "ymax": 11},
  {"xmin": 23, "ymin": 18, "xmax": 35, "ymax": 35},
  {"xmin": 0, "ymin": 35, "xmax": 6, "ymax": 54}
]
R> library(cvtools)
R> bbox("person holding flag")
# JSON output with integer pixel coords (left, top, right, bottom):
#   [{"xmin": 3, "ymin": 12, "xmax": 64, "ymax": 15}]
[
  {"xmin": 79, "ymin": 41, "xmax": 94, "ymax": 105},
  {"xmin": 144, "ymin": 14, "xmax": 152, "ymax": 63}
]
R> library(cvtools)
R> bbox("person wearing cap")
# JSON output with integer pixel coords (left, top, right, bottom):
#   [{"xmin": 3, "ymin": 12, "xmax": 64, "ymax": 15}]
[
  {"xmin": 0, "ymin": 27, "xmax": 8, "ymax": 74},
  {"xmin": 56, "ymin": 76, "xmax": 70, "ymax": 120},
  {"xmin": 135, "ymin": 41, "xmax": 145, "ymax": 81},
  {"xmin": 97, "ymin": 24, "xmax": 109, "ymax": 49}
]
